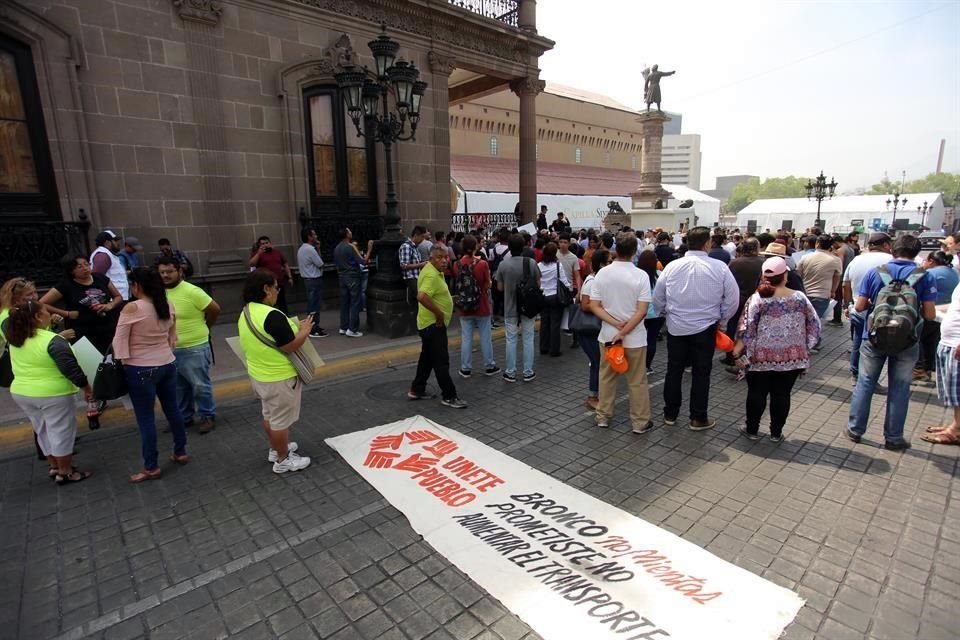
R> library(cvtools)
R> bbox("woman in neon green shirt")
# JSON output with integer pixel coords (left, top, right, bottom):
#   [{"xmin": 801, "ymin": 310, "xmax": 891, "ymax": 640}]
[
  {"xmin": 7, "ymin": 300, "xmax": 93, "ymax": 485},
  {"xmin": 238, "ymin": 269, "xmax": 313, "ymax": 474}
]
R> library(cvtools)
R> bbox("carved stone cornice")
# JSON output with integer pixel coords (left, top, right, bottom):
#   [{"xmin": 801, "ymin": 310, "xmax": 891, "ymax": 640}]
[
  {"xmin": 285, "ymin": 0, "xmax": 551, "ymax": 68},
  {"xmin": 428, "ymin": 51, "xmax": 456, "ymax": 76},
  {"xmin": 509, "ymin": 76, "xmax": 545, "ymax": 97},
  {"xmin": 173, "ymin": 0, "xmax": 223, "ymax": 25}
]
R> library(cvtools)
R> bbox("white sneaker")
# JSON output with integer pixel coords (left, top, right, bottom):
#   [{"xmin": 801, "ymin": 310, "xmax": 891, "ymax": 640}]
[
  {"xmin": 267, "ymin": 441, "xmax": 298, "ymax": 462},
  {"xmin": 338, "ymin": 329, "xmax": 346, "ymax": 335},
  {"xmin": 273, "ymin": 451, "xmax": 311, "ymax": 474},
  {"xmin": 345, "ymin": 330, "xmax": 363, "ymax": 338}
]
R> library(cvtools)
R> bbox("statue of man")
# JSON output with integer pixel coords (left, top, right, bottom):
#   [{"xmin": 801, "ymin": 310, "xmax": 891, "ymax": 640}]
[{"xmin": 642, "ymin": 64, "xmax": 676, "ymax": 112}]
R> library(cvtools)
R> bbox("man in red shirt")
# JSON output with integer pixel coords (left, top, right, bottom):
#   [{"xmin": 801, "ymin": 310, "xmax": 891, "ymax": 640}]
[
  {"xmin": 455, "ymin": 235, "xmax": 500, "ymax": 378},
  {"xmin": 249, "ymin": 236, "xmax": 294, "ymax": 314}
]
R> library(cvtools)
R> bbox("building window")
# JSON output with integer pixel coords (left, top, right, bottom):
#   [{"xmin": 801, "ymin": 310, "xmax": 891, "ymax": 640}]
[
  {"xmin": 0, "ymin": 34, "xmax": 59, "ymax": 219},
  {"xmin": 304, "ymin": 86, "xmax": 376, "ymax": 216},
  {"xmin": 490, "ymin": 136, "xmax": 498, "ymax": 156},
  {"xmin": 575, "ymin": 147, "xmax": 582, "ymax": 164},
  {"xmin": 631, "ymin": 156, "xmax": 637, "ymax": 170}
]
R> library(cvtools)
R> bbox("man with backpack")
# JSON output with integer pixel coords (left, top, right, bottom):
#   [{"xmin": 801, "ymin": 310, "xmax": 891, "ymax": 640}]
[
  {"xmin": 454, "ymin": 235, "xmax": 499, "ymax": 378},
  {"xmin": 496, "ymin": 234, "xmax": 541, "ymax": 383},
  {"xmin": 846, "ymin": 234, "xmax": 938, "ymax": 451}
]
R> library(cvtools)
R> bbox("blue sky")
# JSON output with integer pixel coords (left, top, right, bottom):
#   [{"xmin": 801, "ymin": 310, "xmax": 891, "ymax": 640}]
[{"xmin": 538, "ymin": 0, "xmax": 960, "ymax": 192}]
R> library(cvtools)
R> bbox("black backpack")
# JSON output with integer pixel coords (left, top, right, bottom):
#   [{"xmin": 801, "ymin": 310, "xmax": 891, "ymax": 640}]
[
  {"xmin": 453, "ymin": 260, "xmax": 481, "ymax": 313},
  {"xmin": 517, "ymin": 257, "xmax": 545, "ymax": 319},
  {"xmin": 868, "ymin": 264, "xmax": 925, "ymax": 354}
]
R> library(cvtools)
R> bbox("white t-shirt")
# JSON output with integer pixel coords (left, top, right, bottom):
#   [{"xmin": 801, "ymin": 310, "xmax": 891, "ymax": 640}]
[
  {"xmin": 939, "ymin": 284, "xmax": 960, "ymax": 348},
  {"xmin": 843, "ymin": 251, "xmax": 891, "ymax": 299},
  {"xmin": 723, "ymin": 241, "xmax": 737, "ymax": 258},
  {"xmin": 538, "ymin": 260, "xmax": 571, "ymax": 297},
  {"xmin": 590, "ymin": 261, "xmax": 652, "ymax": 348}
]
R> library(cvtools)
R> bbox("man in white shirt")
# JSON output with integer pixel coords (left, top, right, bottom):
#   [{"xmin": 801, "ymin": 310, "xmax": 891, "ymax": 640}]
[
  {"xmin": 921, "ymin": 283, "xmax": 960, "ymax": 445},
  {"xmin": 653, "ymin": 227, "xmax": 739, "ymax": 431},
  {"xmin": 90, "ymin": 230, "xmax": 129, "ymax": 299},
  {"xmin": 842, "ymin": 232, "xmax": 892, "ymax": 380},
  {"xmin": 589, "ymin": 232, "xmax": 653, "ymax": 433}
]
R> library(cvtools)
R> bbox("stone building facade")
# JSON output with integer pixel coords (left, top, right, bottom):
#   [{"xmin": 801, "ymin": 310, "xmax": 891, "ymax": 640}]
[{"xmin": 0, "ymin": 0, "xmax": 551, "ymax": 313}]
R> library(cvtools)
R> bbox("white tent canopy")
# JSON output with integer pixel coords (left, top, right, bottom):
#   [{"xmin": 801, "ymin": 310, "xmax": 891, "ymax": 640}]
[{"xmin": 736, "ymin": 193, "xmax": 945, "ymax": 233}]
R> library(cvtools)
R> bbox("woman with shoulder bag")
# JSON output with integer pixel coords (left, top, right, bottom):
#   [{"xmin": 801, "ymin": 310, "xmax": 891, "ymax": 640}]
[
  {"xmin": 239, "ymin": 269, "xmax": 314, "ymax": 474},
  {"xmin": 732, "ymin": 257, "xmax": 820, "ymax": 443},
  {"xmin": 538, "ymin": 242, "xmax": 572, "ymax": 357},
  {"xmin": 7, "ymin": 300, "xmax": 93, "ymax": 484},
  {"xmin": 577, "ymin": 249, "xmax": 612, "ymax": 409},
  {"xmin": 114, "ymin": 268, "xmax": 188, "ymax": 482}
]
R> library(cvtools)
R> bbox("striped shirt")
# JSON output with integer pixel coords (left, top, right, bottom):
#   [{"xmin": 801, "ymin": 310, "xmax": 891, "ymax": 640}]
[{"xmin": 653, "ymin": 250, "xmax": 740, "ymax": 336}]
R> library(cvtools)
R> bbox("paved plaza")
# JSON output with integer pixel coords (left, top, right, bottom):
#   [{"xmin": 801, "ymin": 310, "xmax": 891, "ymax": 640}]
[{"xmin": 1, "ymin": 324, "xmax": 958, "ymax": 640}]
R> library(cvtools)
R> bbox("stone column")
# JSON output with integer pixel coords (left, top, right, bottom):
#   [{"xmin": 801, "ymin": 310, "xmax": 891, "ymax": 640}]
[
  {"xmin": 518, "ymin": 0, "xmax": 537, "ymax": 33},
  {"xmin": 511, "ymin": 76, "xmax": 544, "ymax": 226},
  {"xmin": 630, "ymin": 111, "xmax": 672, "ymax": 210}
]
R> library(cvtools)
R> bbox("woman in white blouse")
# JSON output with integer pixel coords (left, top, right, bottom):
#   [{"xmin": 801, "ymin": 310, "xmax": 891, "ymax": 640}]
[{"xmin": 538, "ymin": 242, "xmax": 572, "ymax": 357}]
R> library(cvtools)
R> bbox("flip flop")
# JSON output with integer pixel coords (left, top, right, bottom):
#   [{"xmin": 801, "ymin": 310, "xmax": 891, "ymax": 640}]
[
  {"xmin": 129, "ymin": 468, "xmax": 162, "ymax": 483},
  {"xmin": 925, "ymin": 424, "xmax": 951, "ymax": 434},
  {"xmin": 920, "ymin": 431, "xmax": 960, "ymax": 445}
]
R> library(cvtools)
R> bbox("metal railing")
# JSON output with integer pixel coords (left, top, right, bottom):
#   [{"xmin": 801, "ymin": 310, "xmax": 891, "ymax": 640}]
[
  {"xmin": 452, "ymin": 212, "xmax": 520, "ymax": 234},
  {"xmin": 0, "ymin": 213, "xmax": 91, "ymax": 288},
  {"xmin": 447, "ymin": 0, "xmax": 519, "ymax": 27},
  {"xmin": 298, "ymin": 210, "xmax": 383, "ymax": 264}
]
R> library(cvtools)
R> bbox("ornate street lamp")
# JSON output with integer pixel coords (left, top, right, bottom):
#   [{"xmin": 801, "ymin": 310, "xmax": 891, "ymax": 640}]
[
  {"xmin": 916, "ymin": 201, "xmax": 930, "ymax": 230},
  {"xmin": 334, "ymin": 26, "xmax": 429, "ymax": 337},
  {"xmin": 886, "ymin": 192, "xmax": 908, "ymax": 229},
  {"xmin": 805, "ymin": 170, "xmax": 837, "ymax": 231}
]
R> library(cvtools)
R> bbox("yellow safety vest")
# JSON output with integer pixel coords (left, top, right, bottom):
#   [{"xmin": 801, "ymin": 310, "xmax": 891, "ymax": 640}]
[
  {"xmin": 10, "ymin": 329, "xmax": 78, "ymax": 397},
  {"xmin": 237, "ymin": 302, "xmax": 297, "ymax": 382}
]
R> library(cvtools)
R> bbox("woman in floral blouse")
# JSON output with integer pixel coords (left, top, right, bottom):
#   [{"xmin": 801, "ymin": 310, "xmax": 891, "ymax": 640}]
[{"xmin": 732, "ymin": 257, "xmax": 821, "ymax": 442}]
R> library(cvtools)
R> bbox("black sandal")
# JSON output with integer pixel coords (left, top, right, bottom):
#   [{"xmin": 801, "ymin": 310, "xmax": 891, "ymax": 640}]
[{"xmin": 55, "ymin": 470, "xmax": 92, "ymax": 485}]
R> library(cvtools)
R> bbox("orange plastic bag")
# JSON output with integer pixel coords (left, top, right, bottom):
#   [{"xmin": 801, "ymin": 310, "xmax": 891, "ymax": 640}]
[{"xmin": 715, "ymin": 330, "xmax": 735, "ymax": 352}]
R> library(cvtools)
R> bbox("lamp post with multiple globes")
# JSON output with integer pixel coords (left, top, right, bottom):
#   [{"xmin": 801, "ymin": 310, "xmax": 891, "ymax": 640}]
[
  {"xmin": 334, "ymin": 27, "xmax": 428, "ymax": 336},
  {"xmin": 805, "ymin": 171, "xmax": 837, "ymax": 231}
]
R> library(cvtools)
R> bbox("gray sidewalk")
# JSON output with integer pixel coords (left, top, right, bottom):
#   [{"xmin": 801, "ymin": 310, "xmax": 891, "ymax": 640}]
[{"xmin": 0, "ymin": 323, "xmax": 957, "ymax": 640}]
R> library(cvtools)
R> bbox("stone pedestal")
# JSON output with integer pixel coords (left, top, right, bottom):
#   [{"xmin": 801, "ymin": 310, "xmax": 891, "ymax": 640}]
[{"xmin": 630, "ymin": 111, "xmax": 673, "ymax": 212}]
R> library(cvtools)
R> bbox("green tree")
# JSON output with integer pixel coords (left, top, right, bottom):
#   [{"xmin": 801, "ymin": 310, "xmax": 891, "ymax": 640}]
[
  {"xmin": 725, "ymin": 176, "xmax": 809, "ymax": 213},
  {"xmin": 866, "ymin": 172, "xmax": 960, "ymax": 207}
]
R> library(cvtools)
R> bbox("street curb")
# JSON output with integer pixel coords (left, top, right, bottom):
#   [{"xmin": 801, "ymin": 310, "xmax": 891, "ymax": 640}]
[{"xmin": 0, "ymin": 325, "xmax": 509, "ymax": 456}]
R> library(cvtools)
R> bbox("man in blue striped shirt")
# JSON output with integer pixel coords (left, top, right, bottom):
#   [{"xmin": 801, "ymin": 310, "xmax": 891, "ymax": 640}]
[{"xmin": 653, "ymin": 227, "xmax": 739, "ymax": 430}]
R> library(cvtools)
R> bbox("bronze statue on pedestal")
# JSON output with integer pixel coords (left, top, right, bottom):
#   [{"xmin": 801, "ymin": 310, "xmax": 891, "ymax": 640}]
[{"xmin": 642, "ymin": 64, "xmax": 675, "ymax": 112}]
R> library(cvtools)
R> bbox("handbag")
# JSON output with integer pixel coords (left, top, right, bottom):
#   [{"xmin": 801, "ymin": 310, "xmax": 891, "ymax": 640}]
[
  {"xmin": 0, "ymin": 348, "xmax": 13, "ymax": 388},
  {"xmin": 556, "ymin": 263, "xmax": 573, "ymax": 306},
  {"xmin": 570, "ymin": 305, "xmax": 602, "ymax": 333},
  {"xmin": 92, "ymin": 347, "xmax": 127, "ymax": 400},
  {"xmin": 243, "ymin": 306, "xmax": 321, "ymax": 384}
]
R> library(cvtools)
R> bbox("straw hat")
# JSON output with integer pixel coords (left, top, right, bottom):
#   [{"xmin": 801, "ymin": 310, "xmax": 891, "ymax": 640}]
[{"xmin": 759, "ymin": 242, "xmax": 788, "ymax": 257}]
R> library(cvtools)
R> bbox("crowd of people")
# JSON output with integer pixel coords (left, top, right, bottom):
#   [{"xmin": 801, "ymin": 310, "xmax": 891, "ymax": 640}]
[
  {"xmin": 3, "ymin": 215, "xmax": 959, "ymax": 488},
  {"xmin": 407, "ymin": 215, "xmax": 960, "ymax": 452}
]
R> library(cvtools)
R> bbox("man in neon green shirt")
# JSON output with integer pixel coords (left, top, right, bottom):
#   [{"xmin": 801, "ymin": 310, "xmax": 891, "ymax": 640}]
[
  {"xmin": 408, "ymin": 245, "xmax": 466, "ymax": 408},
  {"xmin": 158, "ymin": 257, "xmax": 221, "ymax": 433}
]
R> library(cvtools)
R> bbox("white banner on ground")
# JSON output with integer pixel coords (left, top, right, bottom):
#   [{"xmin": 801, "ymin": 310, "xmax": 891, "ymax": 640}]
[{"xmin": 326, "ymin": 416, "xmax": 803, "ymax": 640}]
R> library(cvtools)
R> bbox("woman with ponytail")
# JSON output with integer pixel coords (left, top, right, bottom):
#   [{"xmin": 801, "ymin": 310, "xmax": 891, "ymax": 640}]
[
  {"xmin": 7, "ymin": 300, "xmax": 93, "ymax": 484},
  {"xmin": 731, "ymin": 257, "xmax": 820, "ymax": 443},
  {"xmin": 113, "ymin": 267, "xmax": 188, "ymax": 482}
]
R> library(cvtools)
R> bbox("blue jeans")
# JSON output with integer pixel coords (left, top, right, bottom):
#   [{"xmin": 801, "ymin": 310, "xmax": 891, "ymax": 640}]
[
  {"xmin": 504, "ymin": 316, "xmax": 535, "ymax": 376},
  {"xmin": 847, "ymin": 341, "xmax": 917, "ymax": 442},
  {"xmin": 460, "ymin": 315, "xmax": 495, "ymax": 372},
  {"xmin": 577, "ymin": 331, "xmax": 601, "ymax": 394},
  {"xmin": 810, "ymin": 297, "xmax": 831, "ymax": 318},
  {"xmin": 849, "ymin": 311, "xmax": 865, "ymax": 376},
  {"xmin": 303, "ymin": 277, "xmax": 323, "ymax": 331},
  {"xmin": 338, "ymin": 272, "xmax": 362, "ymax": 332},
  {"xmin": 175, "ymin": 343, "xmax": 215, "ymax": 422},
  {"xmin": 125, "ymin": 362, "xmax": 187, "ymax": 471}
]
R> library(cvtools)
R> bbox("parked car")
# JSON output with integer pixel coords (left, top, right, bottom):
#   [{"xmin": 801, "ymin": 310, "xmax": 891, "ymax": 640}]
[{"xmin": 918, "ymin": 231, "xmax": 945, "ymax": 250}]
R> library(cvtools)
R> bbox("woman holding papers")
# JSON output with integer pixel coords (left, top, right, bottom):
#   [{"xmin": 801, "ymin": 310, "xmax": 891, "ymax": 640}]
[{"xmin": 5, "ymin": 299, "xmax": 92, "ymax": 484}]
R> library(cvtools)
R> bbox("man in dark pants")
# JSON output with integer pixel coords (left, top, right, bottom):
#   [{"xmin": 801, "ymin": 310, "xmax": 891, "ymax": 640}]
[
  {"xmin": 720, "ymin": 237, "xmax": 764, "ymax": 366},
  {"xmin": 408, "ymin": 246, "xmax": 467, "ymax": 408},
  {"xmin": 653, "ymin": 227, "xmax": 739, "ymax": 430}
]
